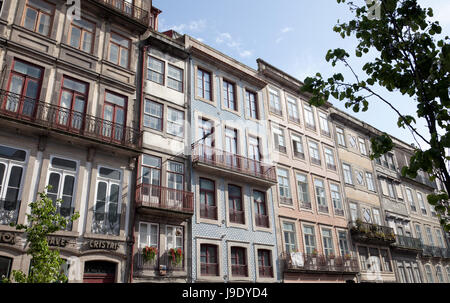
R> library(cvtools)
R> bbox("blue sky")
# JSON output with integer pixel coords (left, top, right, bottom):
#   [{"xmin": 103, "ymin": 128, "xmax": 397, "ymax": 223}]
[{"xmin": 155, "ymin": 0, "xmax": 450, "ymax": 148}]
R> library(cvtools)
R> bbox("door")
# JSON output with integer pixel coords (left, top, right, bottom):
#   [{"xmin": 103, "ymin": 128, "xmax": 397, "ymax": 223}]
[
  {"xmin": 225, "ymin": 128, "xmax": 238, "ymax": 168},
  {"xmin": 58, "ymin": 77, "xmax": 88, "ymax": 131},
  {"xmin": 102, "ymin": 92, "xmax": 126, "ymax": 142},
  {"xmin": 248, "ymin": 136, "xmax": 261, "ymax": 174},
  {"xmin": 83, "ymin": 261, "xmax": 116, "ymax": 283}
]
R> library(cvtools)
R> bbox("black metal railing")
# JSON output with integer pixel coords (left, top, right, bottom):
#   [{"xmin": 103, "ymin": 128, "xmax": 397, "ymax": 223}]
[
  {"xmin": 199, "ymin": 205, "xmax": 218, "ymax": 220},
  {"xmin": 255, "ymin": 214, "xmax": 269, "ymax": 228},
  {"xmin": 349, "ymin": 220, "xmax": 396, "ymax": 244},
  {"xmin": 229, "ymin": 209, "xmax": 245, "ymax": 224},
  {"xmin": 422, "ymin": 245, "xmax": 449, "ymax": 258},
  {"xmin": 93, "ymin": 0, "xmax": 149, "ymax": 24},
  {"xmin": 393, "ymin": 235, "xmax": 423, "ymax": 251},
  {"xmin": 282, "ymin": 252, "xmax": 359, "ymax": 273}
]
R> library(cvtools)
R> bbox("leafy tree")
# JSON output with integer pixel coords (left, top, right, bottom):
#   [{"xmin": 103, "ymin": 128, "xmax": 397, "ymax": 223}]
[
  {"xmin": 2, "ymin": 187, "xmax": 79, "ymax": 283},
  {"xmin": 301, "ymin": 0, "xmax": 450, "ymax": 231}
]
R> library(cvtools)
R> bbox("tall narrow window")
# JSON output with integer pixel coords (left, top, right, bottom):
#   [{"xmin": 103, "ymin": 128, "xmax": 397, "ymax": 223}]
[
  {"xmin": 167, "ymin": 107, "xmax": 184, "ymax": 137},
  {"xmin": 103, "ymin": 91, "xmax": 127, "ymax": 142},
  {"xmin": 425, "ymin": 226, "xmax": 435, "ymax": 246},
  {"xmin": 228, "ymin": 184, "xmax": 244, "ymax": 224},
  {"xmin": 319, "ymin": 112, "xmax": 330, "ymax": 136},
  {"xmin": 330, "ymin": 183, "xmax": 343, "ymax": 216},
  {"xmin": 336, "ymin": 127, "xmax": 346, "ymax": 147},
  {"xmin": 435, "ymin": 229, "xmax": 445, "ymax": 248},
  {"xmin": 245, "ymin": 90, "xmax": 259, "ymax": 119},
  {"xmin": 358, "ymin": 246, "xmax": 368, "ymax": 270},
  {"xmin": 304, "ymin": 104, "xmax": 316, "ymax": 130},
  {"xmin": 47, "ymin": 157, "xmax": 77, "ymax": 231},
  {"xmin": 296, "ymin": 173, "xmax": 310, "ymax": 209},
  {"xmin": 225, "ymin": 128, "xmax": 238, "ymax": 168},
  {"xmin": 248, "ymin": 136, "xmax": 261, "ymax": 162},
  {"xmin": 338, "ymin": 231, "xmax": 349, "ymax": 256},
  {"xmin": 277, "ymin": 168, "xmax": 291, "ymax": 205},
  {"xmin": 342, "ymin": 164, "xmax": 353, "ymax": 185},
  {"xmin": 197, "ymin": 68, "xmax": 211, "ymax": 100},
  {"xmin": 167, "ymin": 65, "xmax": 183, "ymax": 92},
  {"xmin": 223, "ymin": 80, "xmax": 236, "ymax": 111},
  {"xmin": 139, "ymin": 222, "xmax": 158, "ymax": 264},
  {"xmin": 269, "ymin": 88, "xmax": 281, "ymax": 115},
  {"xmin": 198, "ymin": 118, "xmax": 215, "ymax": 162},
  {"xmin": 417, "ymin": 192, "xmax": 427, "ymax": 215},
  {"xmin": 0, "ymin": 256, "xmax": 12, "ymax": 280},
  {"xmin": 23, "ymin": 0, "xmax": 55, "ymax": 36},
  {"xmin": 372, "ymin": 208, "xmax": 381, "ymax": 225},
  {"xmin": 308, "ymin": 141, "xmax": 321, "ymax": 165},
  {"xmin": 167, "ymin": 161, "xmax": 184, "ymax": 208},
  {"xmin": 92, "ymin": 167, "xmax": 121, "ymax": 236},
  {"xmin": 369, "ymin": 248, "xmax": 381, "ymax": 272},
  {"xmin": 272, "ymin": 127, "xmax": 286, "ymax": 153},
  {"xmin": 291, "ymin": 134, "xmax": 305, "ymax": 159},
  {"xmin": 324, "ymin": 147, "xmax": 336, "ymax": 170},
  {"xmin": 58, "ymin": 77, "xmax": 88, "ymax": 130},
  {"xmin": 282, "ymin": 222, "xmax": 297, "ymax": 253},
  {"xmin": 6, "ymin": 59, "xmax": 43, "ymax": 117},
  {"xmin": 366, "ymin": 172, "xmax": 375, "ymax": 191},
  {"xmin": 200, "ymin": 244, "xmax": 219, "ymax": 276},
  {"xmin": 109, "ymin": 32, "xmax": 130, "ymax": 68},
  {"xmin": 362, "ymin": 207, "xmax": 372, "ymax": 223},
  {"xmin": 148, "ymin": 56, "xmax": 165, "ymax": 84},
  {"xmin": 254, "ymin": 190, "xmax": 269, "ymax": 228},
  {"xmin": 358, "ymin": 138, "xmax": 367, "ymax": 155},
  {"xmin": 322, "ymin": 229, "xmax": 335, "ymax": 257},
  {"xmin": 425, "ymin": 265, "xmax": 434, "ymax": 283},
  {"xmin": 230, "ymin": 247, "xmax": 248, "ymax": 277},
  {"xmin": 314, "ymin": 179, "xmax": 328, "ymax": 213},
  {"xmin": 143, "ymin": 100, "xmax": 162, "ymax": 131},
  {"xmin": 199, "ymin": 178, "xmax": 216, "ymax": 220},
  {"xmin": 349, "ymin": 202, "xmax": 358, "ymax": 222},
  {"xmin": 69, "ymin": 18, "xmax": 95, "ymax": 53},
  {"xmin": 405, "ymin": 189, "xmax": 415, "ymax": 211},
  {"xmin": 415, "ymin": 225, "xmax": 423, "ymax": 244},
  {"xmin": 436, "ymin": 266, "xmax": 444, "ymax": 283},
  {"xmin": 303, "ymin": 225, "xmax": 316, "ymax": 255},
  {"xmin": 287, "ymin": 96, "xmax": 300, "ymax": 123},
  {"xmin": 258, "ymin": 250, "xmax": 273, "ymax": 278},
  {"xmin": 166, "ymin": 225, "xmax": 183, "ymax": 267}
]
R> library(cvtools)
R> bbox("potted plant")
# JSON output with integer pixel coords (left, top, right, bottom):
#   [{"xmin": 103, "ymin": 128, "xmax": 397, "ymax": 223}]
[
  {"xmin": 169, "ymin": 248, "xmax": 183, "ymax": 265},
  {"xmin": 311, "ymin": 248, "xmax": 318, "ymax": 257},
  {"xmin": 328, "ymin": 252, "xmax": 335, "ymax": 259},
  {"xmin": 143, "ymin": 246, "xmax": 157, "ymax": 263},
  {"xmin": 344, "ymin": 253, "xmax": 351, "ymax": 260}
]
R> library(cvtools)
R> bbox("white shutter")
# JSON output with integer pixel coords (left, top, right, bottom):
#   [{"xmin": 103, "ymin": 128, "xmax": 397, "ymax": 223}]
[
  {"xmin": 395, "ymin": 184, "xmax": 403, "ymax": 199},
  {"xmin": 380, "ymin": 179, "xmax": 388, "ymax": 196}
]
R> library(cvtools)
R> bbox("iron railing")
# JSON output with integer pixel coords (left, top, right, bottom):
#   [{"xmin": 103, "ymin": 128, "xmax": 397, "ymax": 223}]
[
  {"xmin": 192, "ymin": 144, "xmax": 277, "ymax": 183},
  {"xmin": 282, "ymin": 252, "xmax": 359, "ymax": 273},
  {"xmin": 334, "ymin": 208, "xmax": 345, "ymax": 217},
  {"xmin": 349, "ymin": 220, "xmax": 396, "ymax": 244},
  {"xmin": 135, "ymin": 183, "xmax": 194, "ymax": 214},
  {"xmin": 0, "ymin": 199, "xmax": 20, "ymax": 225},
  {"xmin": 93, "ymin": 0, "xmax": 149, "ymax": 24},
  {"xmin": 255, "ymin": 214, "xmax": 269, "ymax": 228},
  {"xmin": 0, "ymin": 90, "xmax": 142, "ymax": 150},
  {"xmin": 229, "ymin": 209, "xmax": 245, "ymax": 224},
  {"xmin": 199, "ymin": 205, "xmax": 217, "ymax": 220},
  {"xmin": 200, "ymin": 263, "xmax": 219, "ymax": 276},
  {"xmin": 231, "ymin": 264, "xmax": 248, "ymax": 277},
  {"xmin": 134, "ymin": 252, "xmax": 187, "ymax": 273},
  {"xmin": 318, "ymin": 205, "xmax": 329, "ymax": 213},
  {"xmin": 393, "ymin": 235, "xmax": 423, "ymax": 251},
  {"xmin": 422, "ymin": 245, "xmax": 450, "ymax": 259},
  {"xmin": 258, "ymin": 265, "xmax": 274, "ymax": 278}
]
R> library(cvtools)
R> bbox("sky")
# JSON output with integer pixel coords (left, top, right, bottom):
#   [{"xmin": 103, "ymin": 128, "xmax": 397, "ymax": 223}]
[{"xmin": 154, "ymin": 0, "xmax": 450, "ymax": 149}]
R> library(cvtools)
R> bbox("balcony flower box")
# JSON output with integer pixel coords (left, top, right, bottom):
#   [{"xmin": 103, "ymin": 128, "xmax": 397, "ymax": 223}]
[
  {"xmin": 143, "ymin": 246, "xmax": 157, "ymax": 263},
  {"xmin": 169, "ymin": 248, "xmax": 183, "ymax": 265}
]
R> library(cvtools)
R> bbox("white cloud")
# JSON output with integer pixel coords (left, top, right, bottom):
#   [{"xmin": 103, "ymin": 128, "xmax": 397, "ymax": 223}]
[
  {"xmin": 215, "ymin": 32, "xmax": 253, "ymax": 59},
  {"xmin": 216, "ymin": 32, "xmax": 232, "ymax": 44},
  {"xmin": 281, "ymin": 27, "xmax": 293, "ymax": 33},
  {"xmin": 239, "ymin": 50, "xmax": 253, "ymax": 58},
  {"xmin": 169, "ymin": 19, "xmax": 207, "ymax": 34}
]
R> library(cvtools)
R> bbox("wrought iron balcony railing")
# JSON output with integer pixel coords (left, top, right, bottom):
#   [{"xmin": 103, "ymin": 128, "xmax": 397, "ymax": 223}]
[
  {"xmin": 349, "ymin": 220, "xmax": 396, "ymax": 245},
  {"xmin": 282, "ymin": 252, "xmax": 359, "ymax": 273},
  {"xmin": 334, "ymin": 208, "xmax": 345, "ymax": 217},
  {"xmin": 255, "ymin": 214, "xmax": 270, "ymax": 228},
  {"xmin": 92, "ymin": 0, "xmax": 149, "ymax": 24},
  {"xmin": 422, "ymin": 245, "xmax": 450, "ymax": 259},
  {"xmin": 0, "ymin": 199, "xmax": 20, "ymax": 226},
  {"xmin": 393, "ymin": 235, "xmax": 423, "ymax": 251},
  {"xmin": 0, "ymin": 90, "xmax": 142, "ymax": 150},
  {"xmin": 231, "ymin": 264, "xmax": 248, "ymax": 277},
  {"xmin": 192, "ymin": 144, "xmax": 277, "ymax": 183},
  {"xmin": 135, "ymin": 183, "xmax": 194, "ymax": 214},
  {"xmin": 92, "ymin": 210, "xmax": 120, "ymax": 236},
  {"xmin": 229, "ymin": 209, "xmax": 245, "ymax": 224},
  {"xmin": 134, "ymin": 252, "xmax": 187, "ymax": 273},
  {"xmin": 300, "ymin": 202, "xmax": 312, "ymax": 210}
]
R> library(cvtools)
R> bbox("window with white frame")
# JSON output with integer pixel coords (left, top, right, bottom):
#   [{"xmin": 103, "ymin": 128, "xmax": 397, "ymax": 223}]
[
  {"xmin": 425, "ymin": 226, "xmax": 435, "ymax": 246},
  {"xmin": 358, "ymin": 138, "xmax": 367, "ymax": 155},
  {"xmin": 291, "ymin": 133, "xmax": 305, "ymax": 159},
  {"xmin": 223, "ymin": 79, "xmax": 236, "ymax": 111},
  {"xmin": 405, "ymin": 189, "xmax": 416, "ymax": 211},
  {"xmin": 348, "ymin": 135, "xmax": 357, "ymax": 148},
  {"xmin": 395, "ymin": 184, "xmax": 403, "ymax": 200},
  {"xmin": 321, "ymin": 228, "xmax": 335, "ymax": 257},
  {"xmin": 272, "ymin": 126, "xmax": 286, "ymax": 153},
  {"xmin": 425, "ymin": 264, "xmax": 434, "ymax": 283},
  {"xmin": 446, "ymin": 267, "xmax": 450, "ymax": 282},
  {"xmin": 167, "ymin": 107, "xmax": 184, "ymax": 137},
  {"xmin": 167, "ymin": 64, "xmax": 183, "ymax": 92},
  {"xmin": 296, "ymin": 173, "xmax": 310, "ymax": 208},
  {"xmin": 166, "ymin": 225, "xmax": 183, "ymax": 266},
  {"xmin": 413, "ymin": 263, "xmax": 422, "ymax": 283},
  {"xmin": 282, "ymin": 222, "xmax": 297, "ymax": 253},
  {"xmin": 324, "ymin": 147, "xmax": 336, "ymax": 170},
  {"xmin": 342, "ymin": 163, "xmax": 353, "ymax": 184},
  {"xmin": 372, "ymin": 208, "xmax": 381, "ymax": 225},
  {"xmin": 245, "ymin": 90, "xmax": 259, "ymax": 119},
  {"xmin": 362, "ymin": 207, "xmax": 372, "ymax": 223},
  {"xmin": 303, "ymin": 225, "xmax": 316, "ymax": 254},
  {"xmin": 308, "ymin": 141, "xmax": 321, "ymax": 165},
  {"xmin": 314, "ymin": 179, "xmax": 328, "ymax": 212},
  {"xmin": 47, "ymin": 157, "xmax": 78, "ymax": 230},
  {"xmin": 277, "ymin": 168, "xmax": 292, "ymax": 205},
  {"xmin": 330, "ymin": 183, "xmax": 343, "ymax": 215},
  {"xmin": 319, "ymin": 112, "xmax": 330, "ymax": 136},
  {"xmin": 0, "ymin": 145, "xmax": 27, "ymax": 226},
  {"xmin": 356, "ymin": 170, "xmax": 364, "ymax": 185},
  {"xmin": 139, "ymin": 222, "xmax": 158, "ymax": 264},
  {"xmin": 144, "ymin": 100, "xmax": 163, "ymax": 131},
  {"xmin": 338, "ymin": 231, "xmax": 350, "ymax": 256},
  {"xmin": 435, "ymin": 229, "xmax": 445, "ymax": 248},
  {"xmin": 304, "ymin": 104, "xmax": 316, "ymax": 130},
  {"xmin": 167, "ymin": 162, "xmax": 184, "ymax": 208},
  {"xmin": 269, "ymin": 88, "xmax": 281, "ymax": 115},
  {"xmin": 92, "ymin": 167, "xmax": 121, "ymax": 236},
  {"xmin": 336, "ymin": 127, "xmax": 346, "ymax": 147},
  {"xmin": 349, "ymin": 202, "xmax": 358, "ymax": 222},
  {"xmin": 417, "ymin": 192, "xmax": 427, "ymax": 215},
  {"xmin": 365, "ymin": 172, "xmax": 375, "ymax": 191},
  {"xmin": 436, "ymin": 266, "xmax": 445, "ymax": 283},
  {"xmin": 415, "ymin": 224, "xmax": 423, "ymax": 243},
  {"xmin": 287, "ymin": 96, "xmax": 300, "ymax": 123},
  {"xmin": 148, "ymin": 56, "xmax": 164, "ymax": 84}
]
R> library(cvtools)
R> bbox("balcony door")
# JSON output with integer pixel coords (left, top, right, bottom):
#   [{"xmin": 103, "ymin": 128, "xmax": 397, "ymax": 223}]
[
  {"xmin": 198, "ymin": 118, "xmax": 214, "ymax": 161},
  {"xmin": 225, "ymin": 128, "xmax": 238, "ymax": 168},
  {"xmin": 167, "ymin": 161, "xmax": 184, "ymax": 209},
  {"xmin": 141, "ymin": 155, "xmax": 161, "ymax": 206},
  {"xmin": 4, "ymin": 60, "xmax": 43, "ymax": 117},
  {"xmin": 102, "ymin": 91, "xmax": 127, "ymax": 142},
  {"xmin": 58, "ymin": 77, "xmax": 88, "ymax": 131},
  {"xmin": 248, "ymin": 136, "xmax": 261, "ymax": 174}
]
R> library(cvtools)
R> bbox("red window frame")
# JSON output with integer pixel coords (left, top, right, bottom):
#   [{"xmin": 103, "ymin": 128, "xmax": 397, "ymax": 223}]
[
  {"xmin": 200, "ymin": 244, "xmax": 219, "ymax": 276},
  {"xmin": 199, "ymin": 178, "xmax": 217, "ymax": 220},
  {"xmin": 258, "ymin": 249, "xmax": 273, "ymax": 278},
  {"xmin": 197, "ymin": 68, "xmax": 211, "ymax": 100},
  {"xmin": 230, "ymin": 247, "xmax": 248, "ymax": 277},
  {"xmin": 246, "ymin": 90, "xmax": 259, "ymax": 119},
  {"xmin": 223, "ymin": 79, "xmax": 236, "ymax": 111},
  {"xmin": 22, "ymin": 0, "xmax": 55, "ymax": 37},
  {"xmin": 56, "ymin": 76, "xmax": 89, "ymax": 131},
  {"xmin": 102, "ymin": 91, "xmax": 127, "ymax": 142}
]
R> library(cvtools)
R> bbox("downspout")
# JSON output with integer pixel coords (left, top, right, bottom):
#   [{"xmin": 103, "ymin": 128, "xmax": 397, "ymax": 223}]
[{"xmin": 186, "ymin": 48, "xmax": 193, "ymax": 283}]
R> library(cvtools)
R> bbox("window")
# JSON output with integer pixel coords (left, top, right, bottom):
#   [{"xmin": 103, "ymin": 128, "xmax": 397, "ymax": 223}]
[
  {"xmin": 148, "ymin": 56, "xmax": 164, "ymax": 84},
  {"xmin": 257, "ymin": 250, "xmax": 273, "ymax": 278},
  {"xmin": 425, "ymin": 265, "xmax": 434, "ymax": 283},
  {"xmin": 167, "ymin": 107, "xmax": 184, "ymax": 137},
  {"xmin": 47, "ymin": 157, "xmax": 77, "ymax": 230},
  {"xmin": 342, "ymin": 164, "xmax": 353, "ymax": 185},
  {"xmin": 23, "ymin": 0, "xmax": 54, "ymax": 36},
  {"xmin": 415, "ymin": 225, "xmax": 423, "ymax": 244},
  {"xmin": 358, "ymin": 246, "xmax": 368, "ymax": 270},
  {"xmin": 269, "ymin": 88, "xmax": 281, "ymax": 115},
  {"xmin": 225, "ymin": 128, "xmax": 238, "ymax": 167},
  {"xmin": 0, "ymin": 256, "xmax": 12, "ymax": 280},
  {"xmin": 58, "ymin": 77, "xmax": 88, "ymax": 130},
  {"xmin": 322, "ymin": 228, "xmax": 334, "ymax": 257},
  {"xmin": 308, "ymin": 141, "xmax": 321, "ymax": 165},
  {"xmin": 102, "ymin": 91, "xmax": 127, "ymax": 141},
  {"xmin": 6, "ymin": 59, "xmax": 43, "ymax": 117},
  {"xmin": 319, "ymin": 112, "xmax": 330, "ymax": 136},
  {"xmin": 142, "ymin": 155, "xmax": 161, "ymax": 186},
  {"xmin": 330, "ymin": 183, "xmax": 343, "ymax": 215},
  {"xmin": 277, "ymin": 168, "xmax": 291, "ymax": 205},
  {"xmin": 349, "ymin": 202, "xmax": 358, "ymax": 222},
  {"xmin": 139, "ymin": 222, "xmax": 158, "ymax": 264},
  {"xmin": 304, "ymin": 104, "xmax": 316, "ymax": 130},
  {"xmin": 338, "ymin": 231, "xmax": 349, "ymax": 256},
  {"xmin": 446, "ymin": 267, "xmax": 450, "ymax": 283},
  {"xmin": 417, "ymin": 192, "xmax": 427, "ymax": 215},
  {"xmin": 291, "ymin": 134, "xmax": 305, "ymax": 159},
  {"xmin": 435, "ymin": 229, "xmax": 445, "ymax": 248},
  {"xmin": 314, "ymin": 179, "xmax": 328, "ymax": 213},
  {"xmin": 369, "ymin": 248, "xmax": 381, "ymax": 272},
  {"xmin": 413, "ymin": 263, "xmax": 422, "ymax": 283},
  {"xmin": 198, "ymin": 118, "xmax": 214, "ymax": 147},
  {"xmin": 406, "ymin": 188, "xmax": 416, "ymax": 211},
  {"xmin": 386, "ymin": 180, "xmax": 395, "ymax": 198},
  {"xmin": 366, "ymin": 172, "xmax": 375, "ymax": 191},
  {"xmin": 336, "ymin": 127, "xmax": 346, "ymax": 147},
  {"xmin": 69, "ymin": 18, "xmax": 95, "ymax": 53},
  {"xmin": 223, "ymin": 79, "xmax": 236, "ymax": 111},
  {"xmin": 143, "ymin": 100, "xmax": 162, "ymax": 131},
  {"xmin": 92, "ymin": 167, "xmax": 121, "ymax": 236},
  {"xmin": 200, "ymin": 244, "xmax": 219, "ymax": 276},
  {"xmin": 303, "ymin": 225, "xmax": 316, "ymax": 255},
  {"xmin": 109, "ymin": 32, "xmax": 130, "ymax": 68},
  {"xmin": 0, "ymin": 145, "xmax": 27, "ymax": 225},
  {"xmin": 228, "ymin": 184, "xmax": 244, "ymax": 224},
  {"xmin": 166, "ymin": 225, "xmax": 183, "ymax": 265},
  {"xmin": 395, "ymin": 184, "xmax": 403, "ymax": 200},
  {"xmin": 287, "ymin": 96, "xmax": 300, "ymax": 123},
  {"xmin": 356, "ymin": 171, "xmax": 364, "ymax": 185},
  {"xmin": 245, "ymin": 90, "xmax": 259, "ymax": 119},
  {"xmin": 197, "ymin": 68, "xmax": 211, "ymax": 100},
  {"xmin": 425, "ymin": 226, "xmax": 435, "ymax": 246},
  {"xmin": 296, "ymin": 173, "xmax": 310, "ymax": 209},
  {"xmin": 358, "ymin": 138, "xmax": 367, "ymax": 155},
  {"xmin": 254, "ymin": 190, "xmax": 269, "ymax": 228},
  {"xmin": 386, "ymin": 153, "xmax": 396, "ymax": 170},
  {"xmin": 373, "ymin": 208, "xmax": 381, "ymax": 226},
  {"xmin": 272, "ymin": 127, "xmax": 286, "ymax": 153},
  {"xmin": 397, "ymin": 263, "xmax": 407, "ymax": 283},
  {"xmin": 167, "ymin": 65, "xmax": 183, "ymax": 92},
  {"xmin": 199, "ymin": 178, "xmax": 216, "ymax": 220},
  {"xmin": 362, "ymin": 207, "xmax": 372, "ymax": 223},
  {"xmin": 283, "ymin": 222, "xmax": 297, "ymax": 253},
  {"xmin": 167, "ymin": 160, "xmax": 184, "ymax": 202},
  {"xmin": 324, "ymin": 147, "xmax": 336, "ymax": 170},
  {"xmin": 248, "ymin": 136, "xmax": 261, "ymax": 162},
  {"xmin": 436, "ymin": 266, "xmax": 444, "ymax": 283},
  {"xmin": 230, "ymin": 247, "xmax": 248, "ymax": 277}
]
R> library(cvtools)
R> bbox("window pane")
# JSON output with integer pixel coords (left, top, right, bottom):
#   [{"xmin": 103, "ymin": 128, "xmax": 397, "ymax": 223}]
[
  {"xmin": 99, "ymin": 167, "xmax": 121, "ymax": 180},
  {"xmin": 51, "ymin": 158, "xmax": 77, "ymax": 171},
  {"xmin": 38, "ymin": 13, "xmax": 51, "ymax": 36},
  {"xmin": 24, "ymin": 8, "xmax": 38, "ymax": 31},
  {"xmin": 70, "ymin": 26, "xmax": 81, "ymax": 49},
  {"xmin": 0, "ymin": 146, "xmax": 27, "ymax": 162}
]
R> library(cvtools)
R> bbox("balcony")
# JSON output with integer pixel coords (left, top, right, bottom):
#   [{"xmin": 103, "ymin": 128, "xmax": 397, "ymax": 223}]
[
  {"xmin": 422, "ymin": 245, "xmax": 450, "ymax": 259},
  {"xmin": 0, "ymin": 200, "xmax": 20, "ymax": 226},
  {"xmin": 392, "ymin": 235, "xmax": 423, "ymax": 252},
  {"xmin": 134, "ymin": 252, "xmax": 187, "ymax": 276},
  {"xmin": 192, "ymin": 144, "xmax": 277, "ymax": 187},
  {"xmin": 0, "ymin": 90, "xmax": 142, "ymax": 151},
  {"xmin": 255, "ymin": 214, "xmax": 270, "ymax": 228},
  {"xmin": 231, "ymin": 264, "xmax": 248, "ymax": 277},
  {"xmin": 92, "ymin": 210, "xmax": 120, "ymax": 236},
  {"xmin": 349, "ymin": 220, "xmax": 396, "ymax": 245},
  {"xmin": 318, "ymin": 205, "xmax": 329, "ymax": 213},
  {"xmin": 90, "ymin": 0, "xmax": 149, "ymax": 25},
  {"xmin": 310, "ymin": 157, "xmax": 321, "ymax": 166},
  {"xmin": 229, "ymin": 210, "xmax": 245, "ymax": 224},
  {"xmin": 300, "ymin": 202, "xmax": 312, "ymax": 210},
  {"xmin": 135, "ymin": 183, "xmax": 194, "ymax": 218},
  {"xmin": 334, "ymin": 208, "xmax": 345, "ymax": 217},
  {"xmin": 282, "ymin": 252, "xmax": 359, "ymax": 274}
]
